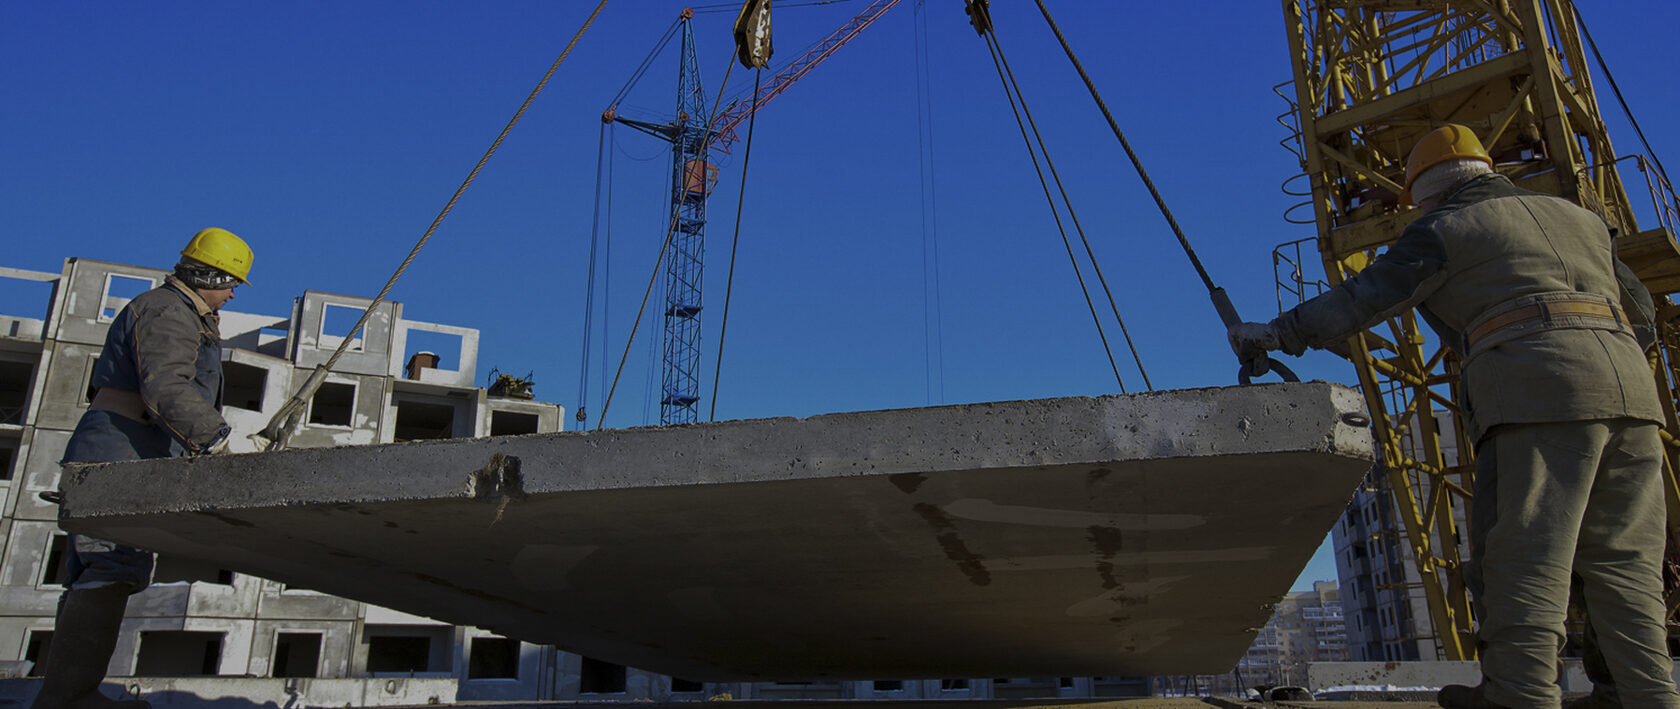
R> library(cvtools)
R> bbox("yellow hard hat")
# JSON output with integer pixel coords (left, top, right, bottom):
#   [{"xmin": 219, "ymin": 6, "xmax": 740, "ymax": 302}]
[
  {"xmin": 1401, "ymin": 124, "xmax": 1492, "ymax": 205},
  {"xmin": 180, "ymin": 227, "xmax": 253, "ymax": 285}
]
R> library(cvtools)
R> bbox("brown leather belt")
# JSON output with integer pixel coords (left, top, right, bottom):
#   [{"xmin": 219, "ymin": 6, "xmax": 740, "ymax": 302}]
[
  {"xmin": 89, "ymin": 388, "xmax": 153, "ymax": 426},
  {"xmin": 1464, "ymin": 294, "xmax": 1627, "ymax": 355}
]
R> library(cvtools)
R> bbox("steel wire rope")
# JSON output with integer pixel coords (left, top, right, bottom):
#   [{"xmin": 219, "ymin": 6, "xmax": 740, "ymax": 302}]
[
  {"xmin": 597, "ymin": 52, "xmax": 744, "ymax": 428},
  {"xmin": 600, "ymin": 125, "xmax": 615, "ymax": 424},
  {"xmin": 576, "ymin": 122, "xmax": 616, "ymax": 429},
  {"xmin": 259, "ymin": 0, "xmax": 612, "ymax": 450},
  {"xmin": 1027, "ymin": 0, "xmax": 1217, "ymax": 296},
  {"xmin": 913, "ymin": 0, "xmax": 947, "ymax": 404},
  {"xmin": 985, "ymin": 16, "xmax": 1152, "ymax": 391},
  {"xmin": 1573, "ymin": 4, "xmax": 1678, "ymax": 207},
  {"xmin": 708, "ymin": 68, "xmax": 764, "ymax": 421},
  {"xmin": 975, "ymin": 6, "xmax": 1153, "ymax": 390},
  {"xmin": 975, "ymin": 26, "xmax": 1128, "ymax": 393}
]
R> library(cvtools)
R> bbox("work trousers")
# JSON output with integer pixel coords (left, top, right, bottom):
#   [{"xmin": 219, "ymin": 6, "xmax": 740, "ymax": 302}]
[
  {"xmin": 1468, "ymin": 419, "xmax": 1679, "ymax": 709},
  {"xmin": 58, "ymin": 410, "xmax": 167, "ymax": 593}
]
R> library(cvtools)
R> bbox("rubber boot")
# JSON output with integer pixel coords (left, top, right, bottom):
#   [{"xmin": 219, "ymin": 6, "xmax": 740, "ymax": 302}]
[
  {"xmin": 29, "ymin": 586, "xmax": 149, "ymax": 709},
  {"xmin": 1438, "ymin": 683, "xmax": 1514, "ymax": 709}
]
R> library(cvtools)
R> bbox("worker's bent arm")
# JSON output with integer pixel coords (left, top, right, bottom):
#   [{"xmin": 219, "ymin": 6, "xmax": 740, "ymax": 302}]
[
  {"xmin": 1271, "ymin": 226, "xmax": 1449, "ymax": 356},
  {"xmin": 1614, "ymin": 254, "xmax": 1659, "ymax": 351},
  {"xmin": 132, "ymin": 298, "xmax": 227, "ymax": 451}
]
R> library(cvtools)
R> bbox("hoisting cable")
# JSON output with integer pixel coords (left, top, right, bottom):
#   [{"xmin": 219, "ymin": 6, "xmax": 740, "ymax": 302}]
[
  {"xmin": 913, "ymin": 0, "xmax": 948, "ymax": 405},
  {"xmin": 969, "ymin": 1, "xmax": 1151, "ymax": 391},
  {"xmin": 576, "ymin": 122, "xmax": 613, "ymax": 429},
  {"xmin": 975, "ymin": 31, "xmax": 1126, "ymax": 392},
  {"xmin": 982, "ymin": 14, "xmax": 1152, "ymax": 391},
  {"xmin": 258, "ymin": 0, "xmax": 613, "ymax": 450},
  {"xmin": 1573, "ymin": 4, "xmax": 1678, "ymax": 207},
  {"xmin": 1025, "ymin": 0, "xmax": 1297, "ymax": 385},
  {"xmin": 708, "ymin": 68, "xmax": 764, "ymax": 422},
  {"xmin": 596, "ymin": 210, "xmax": 680, "ymax": 429}
]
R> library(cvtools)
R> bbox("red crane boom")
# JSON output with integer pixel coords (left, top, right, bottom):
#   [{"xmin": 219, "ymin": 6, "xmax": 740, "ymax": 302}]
[{"xmin": 706, "ymin": 0, "xmax": 903, "ymax": 154}]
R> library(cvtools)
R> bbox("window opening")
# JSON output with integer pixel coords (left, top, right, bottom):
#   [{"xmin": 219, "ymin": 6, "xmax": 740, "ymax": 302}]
[
  {"xmin": 941, "ymin": 680, "xmax": 970, "ymax": 691},
  {"xmin": 100, "ymin": 274, "xmax": 157, "ymax": 322},
  {"xmin": 367, "ymin": 635, "xmax": 431, "ymax": 673},
  {"xmin": 580, "ymin": 656, "xmax": 627, "ymax": 694},
  {"xmin": 41, "ymin": 535, "xmax": 67, "ymax": 587},
  {"xmin": 308, "ymin": 382, "xmax": 355, "ymax": 427},
  {"xmin": 0, "ymin": 443, "xmax": 14, "ymax": 482},
  {"xmin": 222, "ymin": 361, "xmax": 267, "ymax": 412},
  {"xmin": 273, "ymin": 633, "xmax": 322, "ymax": 678},
  {"xmin": 490, "ymin": 411, "xmax": 539, "ymax": 436},
  {"xmin": 467, "ymin": 636, "xmax": 519, "ymax": 679},
  {"xmin": 671, "ymin": 678, "xmax": 704, "ymax": 693},
  {"xmin": 24, "ymin": 631, "xmax": 52, "ymax": 675},
  {"xmin": 135, "ymin": 631, "xmax": 222, "ymax": 675},
  {"xmin": 152, "ymin": 554, "xmax": 233, "ymax": 585},
  {"xmin": 872, "ymin": 681, "xmax": 903, "ymax": 692},
  {"xmin": 0, "ymin": 360, "xmax": 32, "ymax": 425},
  {"xmin": 403, "ymin": 330, "xmax": 463, "ymax": 376},
  {"xmin": 82, "ymin": 355, "xmax": 100, "ymax": 405},
  {"xmin": 393, "ymin": 399, "xmax": 457, "ymax": 442},
  {"xmin": 319, "ymin": 304, "xmax": 366, "ymax": 352}
]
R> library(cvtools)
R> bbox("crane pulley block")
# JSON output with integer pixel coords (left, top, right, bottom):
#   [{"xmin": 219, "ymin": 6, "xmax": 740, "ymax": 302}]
[{"xmin": 734, "ymin": 0, "xmax": 774, "ymax": 69}]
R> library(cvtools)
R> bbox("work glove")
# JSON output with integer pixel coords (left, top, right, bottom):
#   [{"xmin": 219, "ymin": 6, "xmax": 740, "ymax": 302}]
[
  {"xmin": 199, "ymin": 425, "xmax": 232, "ymax": 455},
  {"xmin": 1227, "ymin": 321, "xmax": 1280, "ymax": 360}
]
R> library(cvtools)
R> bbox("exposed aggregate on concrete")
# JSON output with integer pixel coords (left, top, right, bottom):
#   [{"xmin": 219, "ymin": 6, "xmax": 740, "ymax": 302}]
[{"xmin": 59, "ymin": 382, "xmax": 1373, "ymax": 681}]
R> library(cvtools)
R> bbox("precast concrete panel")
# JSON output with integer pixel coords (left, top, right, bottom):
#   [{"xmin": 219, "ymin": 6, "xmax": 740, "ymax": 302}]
[
  {"xmin": 32, "ymin": 341, "xmax": 101, "ymax": 434},
  {"xmin": 17, "ymin": 428, "xmax": 70, "ymax": 522},
  {"xmin": 57, "ymin": 383, "xmax": 1373, "ymax": 681},
  {"xmin": 289, "ymin": 293, "xmax": 397, "ymax": 377},
  {"xmin": 52, "ymin": 260, "xmax": 167, "ymax": 348}
]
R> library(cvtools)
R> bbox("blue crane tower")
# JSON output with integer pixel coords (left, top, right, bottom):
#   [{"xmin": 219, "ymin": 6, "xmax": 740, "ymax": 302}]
[
  {"xmin": 608, "ymin": 15, "xmax": 713, "ymax": 425},
  {"xmin": 596, "ymin": 1, "xmax": 902, "ymax": 426}
]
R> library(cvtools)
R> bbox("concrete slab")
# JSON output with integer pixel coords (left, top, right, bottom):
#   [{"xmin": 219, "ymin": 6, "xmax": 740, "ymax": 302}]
[{"xmin": 58, "ymin": 382, "xmax": 1373, "ymax": 681}]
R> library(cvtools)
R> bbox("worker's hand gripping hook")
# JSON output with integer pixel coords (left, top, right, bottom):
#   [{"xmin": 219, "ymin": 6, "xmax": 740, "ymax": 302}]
[{"xmin": 1212, "ymin": 288, "xmax": 1300, "ymax": 385}]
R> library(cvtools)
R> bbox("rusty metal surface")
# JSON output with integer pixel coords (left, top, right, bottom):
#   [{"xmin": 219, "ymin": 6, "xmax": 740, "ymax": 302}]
[{"xmin": 59, "ymin": 383, "xmax": 1373, "ymax": 681}]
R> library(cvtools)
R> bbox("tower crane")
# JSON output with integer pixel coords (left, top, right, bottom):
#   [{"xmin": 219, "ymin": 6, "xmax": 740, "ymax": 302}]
[
  {"xmin": 1278, "ymin": 0, "xmax": 1680, "ymax": 660},
  {"xmin": 598, "ymin": 0, "xmax": 902, "ymax": 426}
]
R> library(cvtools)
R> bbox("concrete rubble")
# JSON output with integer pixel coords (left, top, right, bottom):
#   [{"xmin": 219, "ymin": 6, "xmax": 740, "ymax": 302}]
[{"xmin": 57, "ymin": 382, "xmax": 1374, "ymax": 681}]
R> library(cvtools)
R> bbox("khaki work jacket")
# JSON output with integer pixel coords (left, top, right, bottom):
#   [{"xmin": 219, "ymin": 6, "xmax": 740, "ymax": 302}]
[{"xmin": 1271, "ymin": 174, "xmax": 1662, "ymax": 440}]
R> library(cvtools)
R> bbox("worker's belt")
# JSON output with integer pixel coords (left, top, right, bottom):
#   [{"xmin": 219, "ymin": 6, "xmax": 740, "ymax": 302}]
[
  {"xmin": 89, "ymin": 388, "xmax": 153, "ymax": 426},
  {"xmin": 1463, "ymin": 292, "xmax": 1631, "ymax": 359}
]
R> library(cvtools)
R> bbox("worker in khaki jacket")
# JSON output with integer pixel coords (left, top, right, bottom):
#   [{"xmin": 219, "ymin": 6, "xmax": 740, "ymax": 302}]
[
  {"xmin": 32, "ymin": 228, "xmax": 252, "ymax": 709},
  {"xmin": 1230, "ymin": 125, "xmax": 1679, "ymax": 709}
]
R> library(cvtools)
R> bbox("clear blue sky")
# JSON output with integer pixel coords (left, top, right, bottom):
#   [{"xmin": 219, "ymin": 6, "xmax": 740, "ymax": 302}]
[{"xmin": 5, "ymin": 2, "xmax": 1677, "ymax": 592}]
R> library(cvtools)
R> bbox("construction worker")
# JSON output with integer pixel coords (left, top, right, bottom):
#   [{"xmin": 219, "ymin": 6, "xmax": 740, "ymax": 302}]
[
  {"xmin": 32, "ymin": 228, "xmax": 252, "ymax": 709},
  {"xmin": 1229, "ymin": 125, "xmax": 1678, "ymax": 709}
]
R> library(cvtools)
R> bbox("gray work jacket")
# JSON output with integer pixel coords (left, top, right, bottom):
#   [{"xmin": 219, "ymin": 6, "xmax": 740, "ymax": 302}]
[
  {"xmin": 1271, "ymin": 173, "xmax": 1662, "ymax": 440},
  {"xmin": 89, "ymin": 276, "xmax": 226, "ymax": 451}
]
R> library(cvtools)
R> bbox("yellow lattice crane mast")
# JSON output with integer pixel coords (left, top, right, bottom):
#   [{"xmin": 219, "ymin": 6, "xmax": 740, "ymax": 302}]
[{"xmin": 1279, "ymin": 0, "xmax": 1680, "ymax": 661}]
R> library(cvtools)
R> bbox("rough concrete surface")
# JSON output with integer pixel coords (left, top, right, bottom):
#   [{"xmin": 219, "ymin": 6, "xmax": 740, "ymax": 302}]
[
  {"xmin": 58, "ymin": 382, "xmax": 1372, "ymax": 681},
  {"xmin": 0, "ymin": 677, "xmax": 457, "ymax": 708}
]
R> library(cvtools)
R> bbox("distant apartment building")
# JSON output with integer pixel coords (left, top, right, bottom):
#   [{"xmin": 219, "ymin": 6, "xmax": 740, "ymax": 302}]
[
  {"xmin": 1331, "ymin": 411, "xmax": 1465, "ymax": 664},
  {"xmin": 1237, "ymin": 581, "xmax": 1347, "ymax": 687}
]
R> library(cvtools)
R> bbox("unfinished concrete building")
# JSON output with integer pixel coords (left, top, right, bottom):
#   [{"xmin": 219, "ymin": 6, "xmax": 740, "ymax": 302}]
[{"xmin": 0, "ymin": 258, "xmax": 561, "ymax": 690}]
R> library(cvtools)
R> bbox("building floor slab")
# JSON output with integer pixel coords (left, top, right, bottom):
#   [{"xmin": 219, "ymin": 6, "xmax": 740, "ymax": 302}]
[{"xmin": 59, "ymin": 382, "xmax": 1373, "ymax": 681}]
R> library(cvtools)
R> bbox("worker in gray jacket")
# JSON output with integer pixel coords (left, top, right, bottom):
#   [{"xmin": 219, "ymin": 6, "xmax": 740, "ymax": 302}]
[
  {"xmin": 32, "ymin": 228, "xmax": 253, "ymax": 709},
  {"xmin": 1230, "ymin": 125, "xmax": 1678, "ymax": 709}
]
